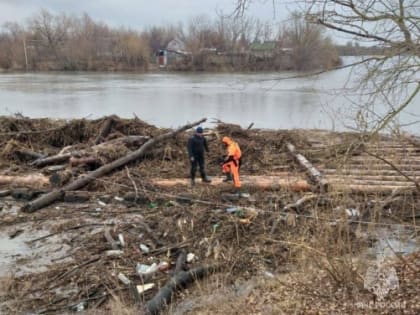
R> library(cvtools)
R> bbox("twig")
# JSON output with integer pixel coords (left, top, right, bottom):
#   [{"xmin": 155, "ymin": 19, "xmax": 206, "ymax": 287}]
[
  {"xmin": 29, "ymin": 223, "xmax": 115, "ymax": 243},
  {"xmin": 126, "ymin": 166, "xmax": 138, "ymax": 201}
]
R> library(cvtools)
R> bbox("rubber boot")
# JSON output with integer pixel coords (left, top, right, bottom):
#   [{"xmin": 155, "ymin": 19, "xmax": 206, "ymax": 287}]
[{"xmin": 223, "ymin": 173, "xmax": 233, "ymax": 182}]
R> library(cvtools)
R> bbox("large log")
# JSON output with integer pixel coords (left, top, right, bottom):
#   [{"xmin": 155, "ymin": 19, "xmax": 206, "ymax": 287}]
[
  {"xmin": 152, "ymin": 175, "xmax": 311, "ymax": 192},
  {"xmin": 145, "ymin": 265, "xmax": 218, "ymax": 315},
  {"xmin": 21, "ymin": 118, "xmax": 206, "ymax": 213},
  {"xmin": 286, "ymin": 142, "xmax": 328, "ymax": 192}
]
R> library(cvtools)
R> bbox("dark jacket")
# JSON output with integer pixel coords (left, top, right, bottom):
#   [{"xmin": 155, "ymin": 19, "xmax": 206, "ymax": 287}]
[{"xmin": 187, "ymin": 134, "xmax": 209, "ymax": 158}]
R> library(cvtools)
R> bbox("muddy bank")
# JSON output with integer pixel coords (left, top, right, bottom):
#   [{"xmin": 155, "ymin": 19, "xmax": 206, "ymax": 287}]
[{"xmin": 0, "ymin": 115, "xmax": 418, "ymax": 314}]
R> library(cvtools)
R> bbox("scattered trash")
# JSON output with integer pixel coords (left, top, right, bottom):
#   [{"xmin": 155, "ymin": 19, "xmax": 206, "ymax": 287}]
[
  {"xmin": 114, "ymin": 196, "xmax": 124, "ymax": 202},
  {"xmin": 148, "ymin": 202, "xmax": 158, "ymax": 209},
  {"xmin": 234, "ymin": 209, "xmax": 245, "ymax": 218},
  {"xmin": 105, "ymin": 250, "xmax": 123, "ymax": 257},
  {"xmin": 73, "ymin": 301, "xmax": 88, "ymax": 312},
  {"xmin": 212, "ymin": 223, "xmax": 220, "ymax": 232},
  {"xmin": 97, "ymin": 200, "xmax": 107, "ymax": 206},
  {"xmin": 118, "ymin": 234, "xmax": 125, "ymax": 247},
  {"xmin": 264, "ymin": 271, "xmax": 275, "ymax": 278},
  {"xmin": 140, "ymin": 244, "xmax": 150, "ymax": 253},
  {"xmin": 239, "ymin": 192, "xmax": 251, "ymax": 198},
  {"xmin": 239, "ymin": 218, "xmax": 251, "ymax": 225},
  {"xmin": 226, "ymin": 207, "xmax": 239, "ymax": 213},
  {"xmin": 95, "ymin": 208, "xmax": 102, "ymax": 212},
  {"xmin": 158, "ymin": 261, "xmax": 170, "ymax": 272},
  {"xmin": 136, "ymin": 283, "xmax": 155, "ymax": 294},
  {"xmin": 136, "ymin": 263, "xmax": 158, "ymax": 276},
  {"xmin": 117, "ymin": 272, "xmax": 131, "ymax": 285},
  {"xmin": 186, "ymin": 253, "xmax": 197, "ymax": 263},
  {"xmin": 345, "ymin": 208, "xmax": 360, "ymax": 217}
]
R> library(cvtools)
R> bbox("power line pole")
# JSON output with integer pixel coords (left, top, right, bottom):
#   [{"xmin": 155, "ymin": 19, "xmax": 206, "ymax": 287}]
[{"xmin": 23, "ymin": 37, "xmax": 28, "ymax": 71}]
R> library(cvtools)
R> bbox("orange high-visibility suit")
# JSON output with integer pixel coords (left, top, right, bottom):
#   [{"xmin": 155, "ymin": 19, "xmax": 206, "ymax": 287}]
[{"xmin": 221, "ymin": 136, "xmax": 241, "ymax": 188}]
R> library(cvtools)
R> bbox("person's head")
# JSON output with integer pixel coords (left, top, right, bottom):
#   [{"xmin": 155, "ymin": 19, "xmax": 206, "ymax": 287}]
[
  {"xmin": 196, "ymin": 126, "xmax": 203, "ymax": 136},
  {"xmin": 222, "ymin": 136, "xmax": 231, "ymax": 146}
]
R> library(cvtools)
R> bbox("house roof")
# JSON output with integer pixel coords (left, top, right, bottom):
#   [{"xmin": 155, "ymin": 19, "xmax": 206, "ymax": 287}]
[{"xmin": 250, "ymin": 41, "xmax": 277, "ymax": 51}]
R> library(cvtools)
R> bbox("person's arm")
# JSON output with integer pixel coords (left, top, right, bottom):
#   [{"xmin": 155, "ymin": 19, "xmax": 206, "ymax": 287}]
[
  {"xmin": 187, "ymin": 138, "xmax": 194, "ymax": 159},
  {"xmin": 203, "ymin": 137, "xmax": 209, "ymax": 153}
]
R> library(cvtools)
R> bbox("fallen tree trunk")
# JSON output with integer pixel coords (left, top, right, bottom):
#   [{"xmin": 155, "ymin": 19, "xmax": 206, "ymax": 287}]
[
  {"xmin": 286, "ymin": 142, "xmax": 328, "ymax": 192},
  {"xmin": 145, "ymin": 265, "xmax": 218, "ymax": 315},
  {"xmin": 31, "ymin": 153, "xmax": 73, "ymax": 168},
  {"xmin": 152, "ymin": 176, "xmax": 311, "ymax": 192},
  {"xmin": 14, "ymin": 149, "xmax": 46, "ymax": 161},
  {"xmin": 21, "ymin": 118, "xmax": 206, "ymax": 213},
  {"xmin": 0, "ymin": 174, "xmax": 50, "ymax": 188}
]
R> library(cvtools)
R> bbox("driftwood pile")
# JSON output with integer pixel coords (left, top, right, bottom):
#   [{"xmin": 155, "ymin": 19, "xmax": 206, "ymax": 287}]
[{"xmin": 0, "ymin": 116, "xmax": 418, "ymax": 314}]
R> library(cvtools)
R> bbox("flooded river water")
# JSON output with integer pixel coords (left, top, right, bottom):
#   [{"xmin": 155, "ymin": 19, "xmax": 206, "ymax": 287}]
[{"xmin": 0, "ymin": 57, "xmax": 419, "ymax": 133}]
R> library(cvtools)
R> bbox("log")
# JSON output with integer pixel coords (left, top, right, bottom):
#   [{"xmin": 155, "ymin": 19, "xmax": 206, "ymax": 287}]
[
  {"xmin": 174, "ymin": 250, "xmax": 186, "ymax": 274},
  {"xmin": 31, "ymin": 153, "xmax": 73, "ymax": 168},
  {"xmin": 11, "ymin": 189, "xmax": 46, "ymax": 200},
  {"xmin": 286, "ymin": 142, "xmax": 328, "ymax": 192},
  {"xmin": 94, "ymin": 116, "xmax": 116, "ymax": 145},
  {"xmin": 145, "ymin": 265, "xmax": 218, "ymax": 315},
  {"xmin": 63, "ymin": 191, "xmax": 92, "ymax": 202},
  {"xmin": 152, "ymin": 175, "xmax": 311, "ymax": 192},
  {"xmin": 9, "ymin": 189, "xmax": 90, "ymax": 202},
  {"xmin": 21, "ymin": 118, "xmax": 206, "ymax": 213},
  {"xmin": 0, "ymin": 174, "xmax": 50, "ymax": 188},
  {"xmin": 14, "ymin": 149, "xmax": 46, "ymax": 161},
  {"xmin": 69, "ymin": 156, "xmax": 102, "ymax": 168},
  {"xmin": 49, "ymin": 170, "xmax": 72, "ymax": 187},
  {"xmin": 0, "ymin": 190, "xmax": 11, "ymax": 197},
  {"xmin": 31, "ymin": 136, "xmax": 149, "ymax": 168},
  {"xmin": 93, "ymin": 135, "xmax": 151, "ymax": 149}
]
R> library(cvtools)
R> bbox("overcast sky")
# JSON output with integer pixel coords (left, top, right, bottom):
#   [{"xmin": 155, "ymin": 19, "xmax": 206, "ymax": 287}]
[{"xmin": 0, "ymin": 0, "xmax": 300, "ymax": 29}]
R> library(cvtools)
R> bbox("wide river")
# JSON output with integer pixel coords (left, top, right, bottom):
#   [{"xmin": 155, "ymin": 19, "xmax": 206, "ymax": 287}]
[{"xmin": 0, "ymin": 57, "xmax": 419, "ymax": 133}]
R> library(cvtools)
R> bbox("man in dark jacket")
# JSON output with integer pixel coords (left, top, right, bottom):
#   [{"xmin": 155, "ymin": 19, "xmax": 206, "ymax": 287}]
[{"xmin": 187, "ymin": 127, "xmax": 211, "ymax": 185}]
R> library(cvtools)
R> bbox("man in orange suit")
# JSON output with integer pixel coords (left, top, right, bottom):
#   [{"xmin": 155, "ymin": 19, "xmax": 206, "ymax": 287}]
[{"xmin": 221, "ymin": 136, "xmax": 241, "ymax": 190}]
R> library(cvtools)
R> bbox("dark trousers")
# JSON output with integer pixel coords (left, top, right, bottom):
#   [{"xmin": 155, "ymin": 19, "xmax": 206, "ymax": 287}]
[{"xmin": 190, "ymin": 155, "xmax": 206, "ymax": 180}]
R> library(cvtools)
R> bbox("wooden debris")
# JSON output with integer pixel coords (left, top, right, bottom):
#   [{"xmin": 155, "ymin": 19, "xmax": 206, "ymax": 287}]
[
  {"xmin": 153, "ymin": 175, "xmax": 311, "ymax": 191},
  {"xmin": 94, "ymin": 115, "xmax": 116, "ymax": 145},
  {"xmin": 286, "ymin": 142, "xmax": 328, "ymax": 192},
  {"xmin": 104, "ymin": 228, "xmax": 119, "ymax": 250},
  {"xmin": 21, "ymin": 118, "xmax": 206, "ymax": 213},
  {"xmin": 145, "ymin": 264, "xmax": 219, "ymax": 315},
  {"xmin": 0, "ymin": 174, "xmax": 50, "ymax": 188}
]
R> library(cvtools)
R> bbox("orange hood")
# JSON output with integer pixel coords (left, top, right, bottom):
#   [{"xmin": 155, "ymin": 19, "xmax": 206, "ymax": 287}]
[{"xmin": 222, "ymin": 136, "xmax": 232, "ymax": 145}]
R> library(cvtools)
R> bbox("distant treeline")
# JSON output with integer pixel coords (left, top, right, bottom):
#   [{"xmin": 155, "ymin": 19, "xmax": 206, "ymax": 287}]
[
  {"xmin": 336, "ymin": 42, "xmax": 386, "ymax": 56},
  {"xmin": 0, "ymin": 10, "xmax": 341, "ymax": 72}
]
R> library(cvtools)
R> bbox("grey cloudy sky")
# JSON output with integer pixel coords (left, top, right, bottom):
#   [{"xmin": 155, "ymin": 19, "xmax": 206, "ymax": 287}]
[{"xmin": 0, "ymin": 0, "xmax": 300, "ymax": 29}]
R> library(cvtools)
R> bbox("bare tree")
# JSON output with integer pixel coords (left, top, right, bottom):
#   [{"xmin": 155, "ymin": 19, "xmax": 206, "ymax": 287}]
[
  {"xmin": 282, "ymin": 12, "xmax": 338, "ymax": 70},
  {"xmin": 29, "ymin": 9, "xmax": 71, "ymax": 56},
  {"xmin": 304, "ymin": 0, "xmax": 420, "ymax": 135},
  {"xmin": 236, "ymin": 0, "xmax": 420, "ymax": 134}
]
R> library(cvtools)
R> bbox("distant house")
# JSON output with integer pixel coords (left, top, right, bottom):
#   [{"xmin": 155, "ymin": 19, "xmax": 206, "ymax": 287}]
[
  {"xmin": 249, "ymin": 41, "xmax": 278, "ymax": 57},
  {"xmin": 167, "ymin": 38, "xmax": 187, "ymax": 54},
  {"xmin": 249, "ymin": 41, "xmax": 294, "ymax": 58},
  {"xmin": 157, "ymin": 38, "xmax": 190, "ymax": 67}
]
